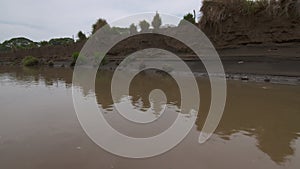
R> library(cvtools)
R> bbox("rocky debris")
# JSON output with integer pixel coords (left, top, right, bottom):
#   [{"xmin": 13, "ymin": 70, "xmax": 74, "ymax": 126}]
[
  {"xmin": 241, "ymin": 76, "xmax": 249, "ymax": 81},
  {"xmin": 264, "ymin": 78, "xmax": 271, "ymax": 83}
]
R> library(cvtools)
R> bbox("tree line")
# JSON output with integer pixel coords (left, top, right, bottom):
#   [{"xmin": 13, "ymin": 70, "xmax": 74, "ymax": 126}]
[
  {"xmin": 77, "ymin": 12, "xmax": 197, "ymax": 41},
  {"xmin": 0, "ymin": 12, "xmax": 197, "ymax": 52}
]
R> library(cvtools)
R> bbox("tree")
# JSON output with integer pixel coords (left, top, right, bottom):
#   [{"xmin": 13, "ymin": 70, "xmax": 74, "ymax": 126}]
[
  {"xmin": 179, "ymin": 13, "xmax": 196, "ymax": 26},
  {"xmin": 2, "ymin": 37, "xmax": 37, "ymax": 50},
  {"xmin": 111, "ymin": 27, "xmax": 129, "ymax": 35},
  {"xmin": 77, "ymin": 31, "xmax": 87, "ymax": 41},
  {"xmin": 139, "ymin": 20, "xmax": 150, "ymax": 32},
  {"xmin": 48, "ymin": 38, "xmax": 74, "ymax": 45},
  {"xmin": 39, "ymin": 41, "xmax": 48, "ymax": 47},
  {"xmin": 129, "ymin": 23, "xmax": 138, "ymax": 35},
  {"xmin": 92, "ymin": 18, "xmax": 109, "ymax": 34},
  {"xmin": 151, "ymin": 12, "xmax": 162, "ymax": 30}
]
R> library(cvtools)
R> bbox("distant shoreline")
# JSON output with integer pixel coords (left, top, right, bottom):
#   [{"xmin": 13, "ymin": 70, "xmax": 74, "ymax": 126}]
[{"xmin": 1, "ymin": 42, "xmax": 299, "ymax": 78}]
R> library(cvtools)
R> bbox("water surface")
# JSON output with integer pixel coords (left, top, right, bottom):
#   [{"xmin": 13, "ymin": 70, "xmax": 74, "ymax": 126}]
[{"xmin": 0, "ymin": 66, "xmax": 300, "ymax": 169}]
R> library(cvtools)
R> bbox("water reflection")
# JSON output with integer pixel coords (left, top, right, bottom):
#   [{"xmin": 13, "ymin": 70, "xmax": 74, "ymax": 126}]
[
  {"xmin": 0, "ymin": 66, "xmax": 299, "ymax": 165},
  {"xmin": 208, "ymin": 82, "xmax": 300, "ymax": 164},
  {"xmin": 0, "ymin": 66, "xmax": 73, "ymax": 87},
  {"xmin": 94, "ymin": 70, "xmax": 181, "ymax": 112}
]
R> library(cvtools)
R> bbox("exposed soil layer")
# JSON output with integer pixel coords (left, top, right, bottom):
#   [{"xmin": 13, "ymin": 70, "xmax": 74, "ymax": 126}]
[
  {"xmin": 0, "ymin": 41, "xmax": 85, "ymax": 65},
  {"xmin": 199, "ymin": 0, "xmax": 300, "ymax": 47}
]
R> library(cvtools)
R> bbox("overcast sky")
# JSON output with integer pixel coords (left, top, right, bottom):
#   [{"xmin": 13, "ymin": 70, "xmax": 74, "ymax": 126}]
[{"xmin": 0, "ymin": 0, "xmax": 201, "ymax": 42}]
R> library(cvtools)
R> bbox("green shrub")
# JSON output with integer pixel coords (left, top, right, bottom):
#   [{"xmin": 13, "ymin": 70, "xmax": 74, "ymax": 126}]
[
  {"xmin": 139, "ymin": 20, "xmax": 150, "ymax": 32},
  {"xmin": 179, "ymin": 13, "xmax": 196, "ymax": 26},
  {"xmin": 70, "ymin": 52, "xmax": 79, "ymax": 67},
  {"xmin": 72, "ymin": 52, "xmax": 79, "ymax": 61},
  {"xmin": 70, "ymin": 52, "xmax": 87, "ymax": 66},
  {"xmin": 77, "ymin": 31, "xmax": 87, "ymax": 41},
  {"xmin": 22, "ymin": 56, "xmax": 39, "ymax": 66}
]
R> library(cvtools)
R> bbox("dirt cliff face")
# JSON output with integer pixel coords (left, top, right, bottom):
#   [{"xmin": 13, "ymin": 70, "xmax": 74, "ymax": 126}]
[
  {"xmin": 0, "ymin": 41, "xmax": 85, "ymax": 64},
  {"xmin": 199, "ymin": 0, "xmax": 300, "ymax": 47}
]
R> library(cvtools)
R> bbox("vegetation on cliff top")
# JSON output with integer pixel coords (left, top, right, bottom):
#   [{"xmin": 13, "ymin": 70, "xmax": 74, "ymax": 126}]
[
  {"xmin": 200, "ymin": 0, "xmax": 300, "ymax": 28},
  {"xmin": 0, "ymin": 37, "xmax": 74, "ymax": 52},
  {"xmin": 0, "ymin": 37, "xmax": 37, "ymax": 51}
]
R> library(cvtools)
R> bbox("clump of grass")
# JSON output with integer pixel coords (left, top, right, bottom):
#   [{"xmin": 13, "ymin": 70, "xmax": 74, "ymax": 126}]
[
  {"xmin": 70, "ymin": 52, "xmax": 86, "ymax": 66},
  {"xmin": 70, "ymin": 52, "xmax": 79, "ymax": 67},
  {"xmin": 22, "ymin": 56, "xmax": 39, "ymax": 66},
  {"xmin": 48, "ymin": 60, "xmax": 54, "ymax": 67}
]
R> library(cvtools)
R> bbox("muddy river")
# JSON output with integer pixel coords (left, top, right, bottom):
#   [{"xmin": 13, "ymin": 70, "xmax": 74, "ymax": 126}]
[{"xmin": 0, "ymin": 66, "xmax": 299, "ymax": 169}]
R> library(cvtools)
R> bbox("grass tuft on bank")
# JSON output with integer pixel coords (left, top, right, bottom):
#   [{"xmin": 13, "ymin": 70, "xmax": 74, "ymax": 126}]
[{"xmin": 22, "ymin": 56, "xmax": 39, "ymax": 66}]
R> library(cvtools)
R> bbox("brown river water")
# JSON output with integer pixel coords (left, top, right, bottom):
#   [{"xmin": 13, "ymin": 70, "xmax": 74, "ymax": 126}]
[{"xmin": 0, "ymin": 66, "xmax": 300, "ymax": 169}]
